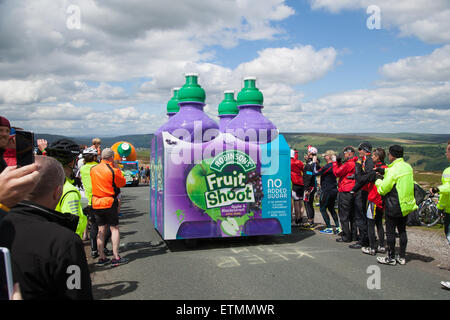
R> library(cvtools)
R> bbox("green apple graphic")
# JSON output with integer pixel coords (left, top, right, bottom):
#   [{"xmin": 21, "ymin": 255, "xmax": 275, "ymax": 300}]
[
  {"xmin": 186, "ymin": 158, "xmax": 214, "ymax": 211},
  {"xmin": 186, "ymin": 157, "xmax": 256, "ymax": 230},
  {"xmin": 221, "ymin": 217, "xmax": 239, "ymax": 236}
]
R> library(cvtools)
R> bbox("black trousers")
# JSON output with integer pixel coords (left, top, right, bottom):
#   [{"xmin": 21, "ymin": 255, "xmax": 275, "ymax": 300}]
[
  {"xmin": 305, "ymin": 189, "xmax": 316, "ymax": 222},
  {"xmin": 338, "ymin": 192, "xmax": 357, "ymax": 242},
  {"xmin": 354, "ymin": 190, "xmax": 369, "ymax": 246},
  {"xmin": 319, "ymin": 192, "xmax": 339, "ymax": 228},
  {"xmin": 368, "ymin": 207, "xmax": 385, "ymax": 250},
  {"xmin": 385, "ymin": 214, "xmax": 408, "ymax": 259}
]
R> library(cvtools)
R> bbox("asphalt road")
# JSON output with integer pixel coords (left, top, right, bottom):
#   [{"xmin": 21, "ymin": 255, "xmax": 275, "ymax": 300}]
[{"xmin": 89, "ymin": 185, "xmax": 450, "ymax": 300}]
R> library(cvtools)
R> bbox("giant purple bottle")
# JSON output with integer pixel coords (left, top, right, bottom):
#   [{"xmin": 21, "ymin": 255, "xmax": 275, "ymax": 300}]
[
  {"xmin": 218, "ymin": 90, "xmax": 238, "ymax": 132},
  {"xmin": 157, "ymin": 73, "xmax": 219, "ymax": 142},
  {"xmin": 226, "ymin": 77, "xmax": 278, "ymax": 144}
]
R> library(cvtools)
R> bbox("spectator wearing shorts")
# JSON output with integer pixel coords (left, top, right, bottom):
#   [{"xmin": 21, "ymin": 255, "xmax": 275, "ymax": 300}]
[{"xmin": 90, "ymin": 148, "xmax": 128, "ymax": 267}]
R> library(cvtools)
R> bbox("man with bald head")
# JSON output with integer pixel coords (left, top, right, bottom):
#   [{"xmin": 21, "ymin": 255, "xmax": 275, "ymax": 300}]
[{"xmin": 0, "ymin": 155, "xmax": 93, "ymax": 300}]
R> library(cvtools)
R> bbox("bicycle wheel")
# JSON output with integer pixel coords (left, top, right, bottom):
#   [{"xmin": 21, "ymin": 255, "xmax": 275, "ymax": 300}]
[{"xmin": 417, "ymin": 201, "xmax": 440, "ymax": 227}]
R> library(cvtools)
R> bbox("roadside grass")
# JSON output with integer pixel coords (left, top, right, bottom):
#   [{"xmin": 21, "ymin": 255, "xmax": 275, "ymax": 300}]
[{"xmin": 414, "ymin": 171, "xmax": 442, "ymax": 189}]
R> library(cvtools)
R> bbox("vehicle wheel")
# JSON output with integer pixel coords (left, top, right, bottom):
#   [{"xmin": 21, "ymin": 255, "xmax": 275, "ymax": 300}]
[{"xmin": 183, "ymin": 239, "xmax": 199, "ymax": 248}]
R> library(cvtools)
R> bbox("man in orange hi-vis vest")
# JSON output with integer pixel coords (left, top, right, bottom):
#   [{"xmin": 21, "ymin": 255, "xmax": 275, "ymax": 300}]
[{"xmin": 90, "ymin": 148, "xmax": 128, "ymax": 267}]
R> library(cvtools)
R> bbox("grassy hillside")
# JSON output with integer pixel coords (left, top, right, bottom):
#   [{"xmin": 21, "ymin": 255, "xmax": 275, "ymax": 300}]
[{"xmin": 283, "ymin": 133, "xmax": 449, "ymax": 172}]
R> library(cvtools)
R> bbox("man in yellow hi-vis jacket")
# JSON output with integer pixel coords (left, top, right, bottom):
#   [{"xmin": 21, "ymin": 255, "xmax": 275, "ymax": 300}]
[
  {"xmin": 47, "ymin": 139, "xmax": 88, "ymax": 239},
  {"xmin": 430, "ymin": 140, "xmax": 450, "ymax": 290},
  {"xmin": 374, "ymin": 145, "xmax": 417, "ymax": 266}
]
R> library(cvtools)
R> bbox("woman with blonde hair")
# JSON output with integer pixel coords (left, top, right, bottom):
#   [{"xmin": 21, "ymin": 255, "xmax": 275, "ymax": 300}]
[{"xmin": 91, "ymin": 137, "xmax": 102, "ymax": 158}]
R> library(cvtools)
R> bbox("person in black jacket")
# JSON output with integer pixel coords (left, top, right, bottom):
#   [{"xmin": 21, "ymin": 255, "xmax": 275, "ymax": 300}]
[
  {"xmin": 303, "ymin": 146, "xmax": 320, "ymax": 228},
  {"xmin": 314, "ymin": 150, "xmax": 340, "ymax": 234},
  {"xmin": 0, "ymin": 155, "xmax": 93, "ymax": 300},
  {"xmin": 0, "ymin": 116, "xmax": 11, "ymax": 173},
  {"xmin": 349, "ymin": 141, "xmax": 374, "ymax": 249}
]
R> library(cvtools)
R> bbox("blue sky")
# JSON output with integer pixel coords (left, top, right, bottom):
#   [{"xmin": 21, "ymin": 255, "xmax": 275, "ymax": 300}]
[{"xmin": 0, "ymin": 0, "xmax": 449, "ymax": 136}]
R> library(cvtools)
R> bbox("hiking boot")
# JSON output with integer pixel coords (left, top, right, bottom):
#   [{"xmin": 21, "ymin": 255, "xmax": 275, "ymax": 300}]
[
  {"xmin": 319, "ymin": 228, "xmax": 334, "ymax": 235},
  {"xmin": 377, "ymin": 256, "xmax": 396, "ymax": 266},
  {"xmin": 111, "ymin": 257, "xmax": 129, "ymax": 267},
  {"xmin": 362, "ymin": 247, "xmax": 376, "ymax": 256},
  {"xmin": 95, "ymin": 258, "xmax": 111, "ymax": 267}
]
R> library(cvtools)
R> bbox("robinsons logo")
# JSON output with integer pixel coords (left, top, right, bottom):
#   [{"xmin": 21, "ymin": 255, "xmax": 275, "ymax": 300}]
[{"xmin": 204, "ymin": 151, "xmax": 256, "ymax": 209}]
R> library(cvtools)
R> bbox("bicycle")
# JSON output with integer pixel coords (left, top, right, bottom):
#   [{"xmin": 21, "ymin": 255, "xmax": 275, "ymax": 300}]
[{"xmin": 417, "ymin": 192, "xmax": 445, "ymax": 227}]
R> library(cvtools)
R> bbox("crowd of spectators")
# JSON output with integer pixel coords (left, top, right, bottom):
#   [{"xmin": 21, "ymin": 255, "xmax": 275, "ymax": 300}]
[{"xmin": 0, "ymin": 116, "xmax": 129, "ymax": 299}]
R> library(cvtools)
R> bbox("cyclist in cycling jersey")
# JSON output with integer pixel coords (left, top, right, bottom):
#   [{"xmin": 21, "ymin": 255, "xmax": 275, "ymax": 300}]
[
  {"xmin": 47, "ymin": 139, "xmax": 88, "ymax": 239},
  {"xmin": 80, "ymin": 146, "xmax": 111, "ymax": 258}
]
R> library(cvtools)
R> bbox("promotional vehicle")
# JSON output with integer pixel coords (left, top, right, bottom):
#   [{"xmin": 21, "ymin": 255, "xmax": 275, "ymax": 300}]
[
  {"xmin": 111, "ymin": 141, "xmax": 140, "ymax": 187},
  {"xmin": 151, "ymin": 74, "xmax": 291, "ymax": 240},
  {"xmin": 121, "ymin": 160, "xmax": 140, "ymax": 187}
]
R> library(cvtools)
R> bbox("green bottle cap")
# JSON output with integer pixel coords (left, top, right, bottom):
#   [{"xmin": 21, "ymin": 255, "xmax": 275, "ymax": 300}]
[
  {"xmin": 237, "ymin": 76, "xmax": 263, "ymax": 106},
  {"xmin": 218, "ymin": 90, "xmax": 238, "ymax": 115},
  {"xmin": 117, "ymin": 142, "xmax": 131, "ymax": 158},
  {"xmin": 167, "ymin": 87, "xmax": 180, "ymax": 114},
  {"xmin": 178, "ymin": 73, "xmax": 206, "ymax": 103}
]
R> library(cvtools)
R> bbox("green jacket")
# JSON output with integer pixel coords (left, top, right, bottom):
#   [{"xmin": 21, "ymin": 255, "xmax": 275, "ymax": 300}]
[
  {"xmin": 55, "ymin": 178, "xmax": 88, "ymax": 238},
  {"xmin": 437, "ymin": 166, "xmax": 450, "ymax": 214},
  {"xmin": 80, "ymin": 162, "xmax": 97, "ymax": 206},
  {"xmin": 375, "ymin": 158, "xmax": 418, "ymax": 217}
]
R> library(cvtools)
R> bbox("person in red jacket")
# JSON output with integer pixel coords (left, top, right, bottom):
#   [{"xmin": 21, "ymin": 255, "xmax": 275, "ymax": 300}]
[
  {"xmin": 362, "ymin": 148, "xmax": 388, "ymax": 255},
  {"xmin": 332, "ymin": 146, "xmax": 358, "ymax": 243},
  {"xmin": 291, "ymin": 149, "xmax": 305, "ymax": 225}
]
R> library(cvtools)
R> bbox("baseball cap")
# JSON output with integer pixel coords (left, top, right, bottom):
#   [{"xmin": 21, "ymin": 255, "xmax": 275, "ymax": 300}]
[
  {"xmin": 0, "ymin": 116, "xmax": 11, "ymax": 129},
  {"xmin": 358, "ymin": 141, "xmax": 372, "ymax": 153}
]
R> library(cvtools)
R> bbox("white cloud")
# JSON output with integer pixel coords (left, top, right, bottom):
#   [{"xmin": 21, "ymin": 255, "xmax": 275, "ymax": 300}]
[
  {"xmin": 380, "ymin": 45, "xmax": 450, "ymax": 82},
  {"xmin": 0, "ymin": 0, "xmax": 296, "ymax": 82},
  {"xmin": 0, "ymin": 79, "xmax": 59, "ymax": 105},
  {"xmin": 309, "ymin": 0, "xmax": 450, "ymax": 44},
  {"xmin": 236, "ymin": 46, "xmax": 337, "ymax": 85}
]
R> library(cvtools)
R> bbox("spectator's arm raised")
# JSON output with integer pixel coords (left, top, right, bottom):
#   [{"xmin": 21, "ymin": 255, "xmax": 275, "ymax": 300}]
[{"xmin": 0, "ymin": 164, "xmax": 40, "ymax": 209}]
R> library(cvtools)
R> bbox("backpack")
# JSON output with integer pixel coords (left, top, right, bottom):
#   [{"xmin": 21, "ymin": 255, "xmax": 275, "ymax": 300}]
[{"xmin": 406, "ymin": 183, "xmax": 427, "ymax": 226}]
